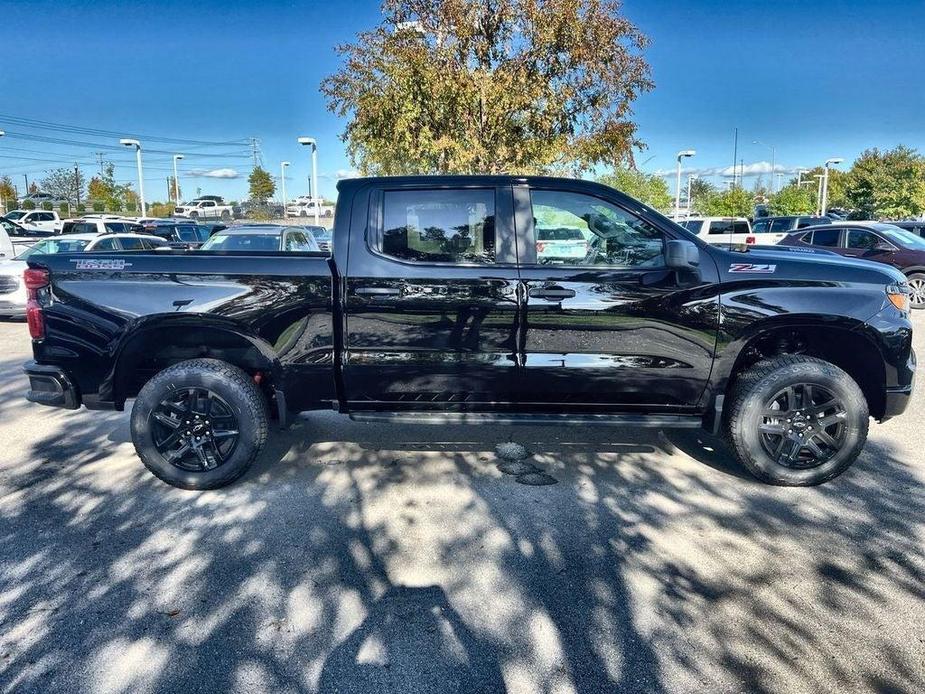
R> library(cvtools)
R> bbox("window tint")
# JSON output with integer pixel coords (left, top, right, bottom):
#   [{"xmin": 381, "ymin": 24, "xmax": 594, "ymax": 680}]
[
  {"xmin": 174, "ymin": 224, "xmax": 200, "ymax": 242},
  {"xmin": 530, "ymin": 189, "xmax": 663, "ymax": 267},
  {"xmin": 200, "ymin": 233, "xmax": 282, "ymax": 251},
  {"xmin": 769, "ymin": 218, "xmax": 794, "ymax": 233},
  {"xmin": 104, "ymin": 222, "xmax": 127, "ymax": 233},
  {"xmin": 91, "ymin": 237, "xmax": 118, "ymax": 251},
  {"xmin": 382, "ymin": 188, "xmax": 495, "ymax": 264},
  {"xmin": 284, "ymin": 230, "xmax": 314, "ymax": 251},
  {"xmin": 680, "ymin": 220, "xmax": 704, "ymax": 234},
  {"xmin": 708, "ymin": 220, "xmax": 749, "ymax": 235},
  {"xmin": 752, "ymin": 219, "xmax": 771, "ymax": 233},
  {"xmin": 118, "ymin": 236, "xmax": 146, "ymax": 250},
  {"xmin": 810, "ymin": 228, "xmax": 840, "ymax": 247},
  {"xmin": 796, "ymin": 217, "xmax": 825, "ymax": 229}
]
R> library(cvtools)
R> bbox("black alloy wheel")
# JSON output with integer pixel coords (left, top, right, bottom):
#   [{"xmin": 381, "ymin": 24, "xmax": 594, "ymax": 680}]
[
  {"xmin": 758, "ymin": 383, "xmax": 847, "ymax": 469},
  {"xmin": 151, "ymin": 388, "xmax": 240, "ymax": 472}
]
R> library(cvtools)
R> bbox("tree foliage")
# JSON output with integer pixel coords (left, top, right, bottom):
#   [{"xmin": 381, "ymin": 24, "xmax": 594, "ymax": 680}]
[
  {"xmin": 688, "ymin": 178, "xmax": 715, "ymax": 214},
  {"xmin": 768, "ymin": 184, "xmax": 815, "ymax": 216},
  {"xmin": 0, "ymin": 176, "xmax": 16, "ymax": 208},
  {"xmin": 248, "ymin": 166, "xmax": 275, "ymax": 203},
  {"xmin": 598, "ymin": 168, "xmax": 671, "ymax": 212},
  {"xmin": 40, "ymin": 167, "xmax": 86, "ymax": 205},
  {"xmin": 842, "ymin": 146, "xmax": 925, "ymax": 219},
  {"xmin": 322, "ymin": 0, "xmax": 652, "ymax": 175},
  {"xmin": 700, "ymin": 187, "xmax": 754, "ymax": 217},
  {"xmin": 87, "ymin": 163, "xmax": 135, "ymax": 211}
]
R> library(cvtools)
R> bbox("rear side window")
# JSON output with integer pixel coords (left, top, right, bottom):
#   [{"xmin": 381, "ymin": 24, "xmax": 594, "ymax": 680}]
[
  {"xmin": 752, "ymin": 220, "xmax": 770, "ymax": 233},
  {"xmin": 91, "ymin": 237, "xmax": 118, "ymax": 251},
  {"xmin": 382, "ymin": 188, "xmax": 495, "ymax": 264},
  {"xmin": 810, "ymin": 228, "xmax": 841, "ymax": 247},
  {"xmin": 118, "ymin": 236, "xmax": 146, "ymax": 250},
  {"xmin": 708, "ymin": 220, "xmax": 749, "ymax": 235}
]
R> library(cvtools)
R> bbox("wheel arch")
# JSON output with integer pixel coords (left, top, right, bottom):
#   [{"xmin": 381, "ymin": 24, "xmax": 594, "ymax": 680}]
[
  {"xmin": 713, "ymin": 318, "xmax": 887, "ymax": 421},
  {"xmin": 108, "ymin": 314, "xmax": 284, "ymax": 408}
]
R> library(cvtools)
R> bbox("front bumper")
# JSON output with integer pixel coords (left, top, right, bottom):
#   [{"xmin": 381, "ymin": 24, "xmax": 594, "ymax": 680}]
[{"xmin": 23, "ymin": 361, "xmax": 80, "ymax": 409}]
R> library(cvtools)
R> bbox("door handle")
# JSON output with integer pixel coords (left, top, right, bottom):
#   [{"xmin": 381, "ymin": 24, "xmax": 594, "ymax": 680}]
[
  {"xmin": 355, "ymin": 287, "xmax": 401, "ymax": 296},
  {"xmin": 530, "ymin": 287, "xmax": 576, "ymax": 300}
]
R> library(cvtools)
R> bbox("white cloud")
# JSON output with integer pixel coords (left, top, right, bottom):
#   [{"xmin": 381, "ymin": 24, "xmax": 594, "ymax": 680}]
[
  {"xmin": 320, "ymin": 169, "xmax": 360, "ymax": 181},
  {"xmin": 186, "ymin": 168, "xmax": 240, "ymax": 179},
  {"xmin": 654, "ymin": 160, "xmax": 806, "ymax": 179}
]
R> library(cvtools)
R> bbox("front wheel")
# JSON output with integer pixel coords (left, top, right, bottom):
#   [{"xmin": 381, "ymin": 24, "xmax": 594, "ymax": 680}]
[
  {"xmin": 130, "ymin": 359, "xmax": 268, "ymax": 489},
  {"xmin": 221, "ymin": 210, "xmax": 231, "ymax": 222},
  {"xmin": 907, "ymin": 273, "xmax": 925, "ymax": 309},
  {"xmin": 726, "ymin": 355, "xmax": 868, "ymax": 486}
]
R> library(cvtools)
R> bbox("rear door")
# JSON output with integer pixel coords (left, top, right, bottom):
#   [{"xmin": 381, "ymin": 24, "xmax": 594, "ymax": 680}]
[
  {"xmin": 515, "ymin": 184, "xmax": 719, "ymax": 409},
  {"xmin": 342, "ymin": 182, "xmax": 520, "ymax": 409}
]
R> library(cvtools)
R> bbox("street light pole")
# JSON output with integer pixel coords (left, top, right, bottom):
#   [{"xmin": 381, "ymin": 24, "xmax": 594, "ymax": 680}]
[
  {"xmin": 753, "ymin": 140, "xmax": 776, "ymax": 193},
  {"xmin": 797, "ymin": 169, "xmax": 809, "ymax": 187},
  {"xmin": 674, "ymin": 150, "xmax": 696, "ymax": 221},
  {"xmin": 297, "ymin": 137, "xmax": 319, "ymax": 225},
  {"xmin": 120, "ymin": 139, "xmax": 146, "ymax": 216},
  {"xmin": 814, "ymin": 174, "xmax": 825, "ymax": 215},
  {"xmin": 821, "ymin": 157, "xmax": 843, "ymax": 216},
  {"xmin": 686, "ymin": 174, "xmax": 698, "ymax": 219},
  {"xmin": 172, "ymin": 154, "xmax": 184, "ymax": 206},
  {"xmin": 280, "ymin": 161, "xmax": 290, "ymax": 218}
]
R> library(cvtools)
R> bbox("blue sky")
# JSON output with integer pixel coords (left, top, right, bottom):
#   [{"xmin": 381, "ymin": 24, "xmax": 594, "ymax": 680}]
[{"xmin": 1, "ymin": 0, "xmax": 923, "ymax": 202}]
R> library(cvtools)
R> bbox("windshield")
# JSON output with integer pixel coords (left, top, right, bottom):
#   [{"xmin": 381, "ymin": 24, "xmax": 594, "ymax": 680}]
[
  {"xmin": 879, "ymin": 226, "xmax": 925, "ymax": 250},
  {"xmin": 15, "ymin": 238, "xmax": 91, "ymax": 259},
  {"xmin": 200, "ymin": 233, "xmax": 281, "ymax": 251},
  {"xmin": 5, "ymin": 211, "xmax": 25, "ymax": 221}
]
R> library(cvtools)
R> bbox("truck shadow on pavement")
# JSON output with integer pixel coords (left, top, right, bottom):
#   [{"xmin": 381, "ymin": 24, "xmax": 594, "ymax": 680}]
[{"xmin": 0, "ymin": 390, "xmax": 923, "ymax": 692}]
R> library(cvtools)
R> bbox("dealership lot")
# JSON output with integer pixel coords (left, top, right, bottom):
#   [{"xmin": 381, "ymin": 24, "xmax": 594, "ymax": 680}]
[{"xmin": 0, "ymin": 316, "xmax": 922, "ymax": 693}]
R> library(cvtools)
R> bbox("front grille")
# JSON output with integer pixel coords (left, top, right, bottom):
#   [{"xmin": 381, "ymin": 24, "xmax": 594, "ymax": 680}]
[{"xmin": 0, "ymin": 276, "xmax": 19, "ymax": 295}]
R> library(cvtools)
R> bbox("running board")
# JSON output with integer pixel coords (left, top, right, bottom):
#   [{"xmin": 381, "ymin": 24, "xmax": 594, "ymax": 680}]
[{"xmin": 348, "ymin": 412, "xmax": 703, "ymax": 428}]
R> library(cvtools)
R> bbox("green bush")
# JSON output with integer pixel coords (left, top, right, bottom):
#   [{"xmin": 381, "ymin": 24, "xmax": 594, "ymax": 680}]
[
  {"xmin": 124, "ymin": 202, "xmax": 137, "ymax": 213},
  {"xmin": 110, "ymin": 201, "xmax": 121, "ymax": 213},
  {"xmin": 41, "ymin": 202, "xmax": 53, "ymax": 211},
  {"xmin": 92, "ymin": 201, "xmax": 104, "ymax": 212},
  {"xmin": 22, "ymin": 200, "xmax": 35, "ymax": 210},
  {"xmin": 77, "ymin": 204, "xmax": 86, "ymax": 214},
  {"xmin": 59, "ymin": 203, "xmax": 69, "ymax": 215}
]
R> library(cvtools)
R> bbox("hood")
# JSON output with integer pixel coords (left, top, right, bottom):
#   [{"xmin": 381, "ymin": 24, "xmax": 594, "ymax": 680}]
[{"xmin": 711, "ymin": 244, "xmax": 907, "ymax": 285}]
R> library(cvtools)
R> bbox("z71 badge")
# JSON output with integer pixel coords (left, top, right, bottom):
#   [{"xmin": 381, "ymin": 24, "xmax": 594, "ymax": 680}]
[
  {"xmin": 72, "ymin": 258, "xmax": 133, "ymax": 270},
  {"xmin": 729, "ymin": 263, "xmax": 776, "ymax": 274}
]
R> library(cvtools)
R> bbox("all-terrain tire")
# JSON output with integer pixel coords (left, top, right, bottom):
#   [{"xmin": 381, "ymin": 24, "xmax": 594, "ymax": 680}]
[
  {"xmin": 726, "ymin": 355, "xmax": 868, "ymax": 486},
  {"xmin": 130, "ymin": 359, "xmax": 268, "ymax": 490}
]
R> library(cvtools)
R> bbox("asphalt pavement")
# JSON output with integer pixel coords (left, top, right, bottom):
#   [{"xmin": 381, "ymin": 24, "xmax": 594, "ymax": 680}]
[{"xmin": 0, "ymin": 315, "xmax": 922, "ymax": 693}]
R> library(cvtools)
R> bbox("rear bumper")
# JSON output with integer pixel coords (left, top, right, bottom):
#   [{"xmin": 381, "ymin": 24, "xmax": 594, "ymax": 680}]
[{"xmin": 23, "ymin": 361, "xmax": 80, "ymax": 409}]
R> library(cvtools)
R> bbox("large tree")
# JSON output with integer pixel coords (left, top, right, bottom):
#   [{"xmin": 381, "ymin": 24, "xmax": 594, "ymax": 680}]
[
  {"xmin": 700, "ymin": 187, "xmax": 754, "ymax": 217},
  {"xmin": 248, "ymin": 166, "xmax": 275, "ymax": 203},
  {"xmin": 598, "ymin": 168, "xmax": 671, "ymax": 212},
  {"xmin": 768, "ymin": 184, "xmax": 816, "ymax": 216},
  {"xmin": 322, "ymin": 0, "xmax": 652, "ymax": 175},
  {"xmin": 0, "ymin": 176, "xmax": 16, "ymax": 209},
  {"xmin": 40, "ymin": 166, "xmax": 86, "ymax": 205},
  {"xmin": 87, "ymin": 162, "xmax": 134, "ymax": 211},
  {"xmin": 842, "ymin": 145, "xmax": 925, "ymax": 219}
]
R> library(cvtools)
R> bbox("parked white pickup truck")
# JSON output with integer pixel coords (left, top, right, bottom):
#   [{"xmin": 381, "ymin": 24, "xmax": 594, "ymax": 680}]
[
  {"xmin": 174, "ymin": 196, "xmax": 233, "ymax": 221},
  {"xmin": 3, "ymin": 209, "xmax": 61, "ymax": 235},
  {"xmin": 286, "ymin": 197, "xmax": 334, "ymax": 218}
]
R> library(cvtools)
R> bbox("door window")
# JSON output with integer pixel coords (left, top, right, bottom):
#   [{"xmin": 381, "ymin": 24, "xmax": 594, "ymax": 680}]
[
  {"xmin": 118, "ymin": 236, "xmax": 146, "ymax": 250},
  {"xmin": 769, "ymin": 218, "xmax": 794, "ymax": 233},
  {"xmin": 381, "ymin": 188, "xmax": 495, "ymax": 264},
  {"xmin": 529, "ymin": 189, "xmax": 663, "ymax": 267},
  {"xmin": 810, "ymin": 228, "xmax": 840, "ymax": 247},
  {"xmin": 846, "ymin": 230, "xmax": 882, "ymax": 250},
  {"xmin": 283, "ymin": 230, "xmax": 315, "ymax": 251},
  {"xmin": 752, "ymin": 219, "xmax": 771, "ymax": 233},
  {"xmin": 90, "ymin": 237, "xmax": 118, "ymax": 251}
]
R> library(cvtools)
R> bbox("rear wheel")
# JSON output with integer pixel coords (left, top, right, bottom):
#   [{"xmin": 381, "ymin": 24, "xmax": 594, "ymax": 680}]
[
  {"xmin": 221, "ymin": 209, "xmax": 231, "ymax": 222},
  {"xmin": 907, "ymin": 273, "xmax": 925, "ymax": 309},
  {"xmin": 727, "ymin": 355, "xmax": 868, "ymax": 486},
  {"xmin": 130, "ymin": 359, "xmax": 268, "ymax": 490}
]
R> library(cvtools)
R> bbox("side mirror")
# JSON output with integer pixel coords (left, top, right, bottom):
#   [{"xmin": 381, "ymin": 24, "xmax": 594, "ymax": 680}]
[{"xmin": 666, "ymin": 239, "xmax": 700, "ymax": 270}]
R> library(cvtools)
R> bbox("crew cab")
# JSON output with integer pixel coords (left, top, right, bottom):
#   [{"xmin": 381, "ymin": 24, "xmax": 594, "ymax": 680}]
[
  {"xmin": 286, "ymin": 196, "xmax": 334, "ymax": 218},
  {"xmin": 4, "ymin": 210, "xmax": 61, "ymax": 235},
  {"xmin": 174, "ymin": 197, "xmax": 233, "ymax": 221},
  {"xmin": 22, "ymin": 176, "xmax": 916, "ymax": 490}
]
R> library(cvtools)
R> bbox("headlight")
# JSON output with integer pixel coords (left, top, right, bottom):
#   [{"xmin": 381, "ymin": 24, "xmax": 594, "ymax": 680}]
[{"xmin": 886, "ymin": 283, "xmax": 911, "ymax": 312}]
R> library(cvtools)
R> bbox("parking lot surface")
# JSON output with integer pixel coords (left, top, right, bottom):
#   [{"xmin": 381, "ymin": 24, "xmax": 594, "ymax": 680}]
[{"xmin": 0, "ymin": 316, "xmax": 922, "ymax": 693}]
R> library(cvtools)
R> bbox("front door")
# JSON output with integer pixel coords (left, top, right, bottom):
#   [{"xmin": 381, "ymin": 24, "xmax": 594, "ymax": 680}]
[
  {"xmin": 514, "ymin": 184, "xmax": 719, "ymax": 410},
  {"xmin": 342, "ymin": 184, "xmax": 521, "ymax": 409}
]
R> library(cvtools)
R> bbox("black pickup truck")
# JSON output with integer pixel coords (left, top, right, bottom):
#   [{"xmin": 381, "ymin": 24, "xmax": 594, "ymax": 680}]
[{"xmin": 22, "ymin": 176, "xmax": 915, "ymax": 489}]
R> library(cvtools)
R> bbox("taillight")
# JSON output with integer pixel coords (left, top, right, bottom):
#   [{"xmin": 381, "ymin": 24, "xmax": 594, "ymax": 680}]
[
  {"xmin": 746, "ymin": 236, "xmax": 757, "ymax": 244},
  {"xmin": 536, "ymin": 242, "xmax": 546, "ymax": 252},
  {"xmin": 23, "ymin": 268, "xmax": 49, "ymax": 340}
]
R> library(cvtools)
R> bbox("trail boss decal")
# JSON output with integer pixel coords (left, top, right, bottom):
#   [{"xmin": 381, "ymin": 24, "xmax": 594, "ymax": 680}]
[
  {"xmin": 71, "ymin": 259, "xmax": 133, "ymax": 270},
  {"xmin": 729, "ymin": 263, "xmax": 776, "ymax": 274}
]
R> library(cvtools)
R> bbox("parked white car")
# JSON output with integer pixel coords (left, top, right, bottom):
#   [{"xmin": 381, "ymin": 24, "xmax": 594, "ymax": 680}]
[
  {"xmin": 3, "ymin": 209, "xmax": 61, "ymax": 235},
  {"xmin": 59, "ymin": 218, "xmax": 143, "ymax": 235},
  {"xmin": 286, "ymin": 197, "xmax": 334, "ymax": 218},
  {"xmin": 679, "ymin": 217, "xmax": 755, "ymax": 245},
  {"xmin": 0, "ymin": 233, "xmax": 170, "ymax": 317},
  {"xmin": 174, "ymin": 197, "xmax": 233, "ymax": 221}
]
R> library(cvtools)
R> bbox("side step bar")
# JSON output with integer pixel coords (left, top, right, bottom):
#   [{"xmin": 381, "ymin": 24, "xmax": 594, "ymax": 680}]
[{"xmin": 348, "ymin": 412, "xmax": 704, "ymax": 428}]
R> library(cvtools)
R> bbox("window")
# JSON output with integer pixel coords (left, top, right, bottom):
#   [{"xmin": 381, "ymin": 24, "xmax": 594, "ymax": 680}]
[
  {"xmin": 200, "ymin": 233, "xmax": 282, "ymax": 251},
  {"xmin": 846, "ymin": 230, "xmax": 881, "ymax": 250},
  {"xmin": 118, "ymin": 236, "xmax": 146, "ymax": 250},
  {"xmin": 752, "ymin": 219, "xmax": 771, "ymax": 233},
  {"xmin": 91, "ymin": 237, "xmax": 118, "ymax": 251},
  {"xmin": 283, "ymin": 230, "xmax": 316, "ymax": 252},
  {"xmin": 681, "ymin": 220, "xmax": 704, "ymax": 234},
  {"xmin": 810, "ymin": 228, "xmax": 841, "ymax": 247},
  {"xmin": 797, "ymin": 217, "xmax": 827, "ymax": 229},
  {"xmin": 769, "ymin": 218, "xmax": 794, "ymax": 233},
  {"xmin": 530, "ymin": 189, "xmax": 663, "ymax": 267},
  {"xmin": 382, "ymin": 188, "xmax": 495, "ymax": 264},
  {"xmin": 104, "ymin": 222, "xmax": 127, "ymax": 233},
  {"xmin": 174, "ymin": 225, "xmax": 200, "ymax": 242},
  {"xmin": 141, "ymin": 238, "xmax": 167, "ymax": 250},
  {"xmin": 708, "ymin": 220, "xmax": 749, "ymax": 235}
]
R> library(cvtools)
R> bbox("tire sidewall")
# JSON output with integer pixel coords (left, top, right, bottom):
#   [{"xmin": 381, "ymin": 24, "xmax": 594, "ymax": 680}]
[
  {"xmin": 131, "ymin": 365, "xmax": 264, "ymax": 489},
  {"xmin": 733, "ymin": 363, "xmax": 868, "ymax": 485},
  {"xmin": 907, "ymin": 273, "xmax": 925, "ymax": 309}
]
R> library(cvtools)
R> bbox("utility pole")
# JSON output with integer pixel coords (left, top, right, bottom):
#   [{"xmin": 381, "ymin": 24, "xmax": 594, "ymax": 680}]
[
  {"xmin": 95, "ymin": 152, "xmax": 105, "ymax": 176},
  {"xmin": 732, "ymin": 128, "xmax": 738, "ymax": 188},
  {"xmin": 250, "ymin": 138, "xmax": 261, "ymax": 168},
  {"xmin": 74, "ymin": 164, "xmax": 80, "ymax": 207},
  {"xmin": 23, "ymin": 174, "xmax": 29, "ymax": 194}
]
